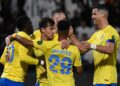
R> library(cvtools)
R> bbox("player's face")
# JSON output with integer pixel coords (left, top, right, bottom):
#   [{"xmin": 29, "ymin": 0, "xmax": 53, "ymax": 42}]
[
  {"xmin": 52, "ymin": 12, "xmax": 66, "ymax": 33},
  {"xmin": 92, "ymin": 8, "xmax": 103, "ymax": 25},
  {"xmin": 43, "ymin": 25, "xmax": 55, "ymax": 40},
  {"xmin": 57, "ymin": 12, "xmax": 66, "ymax": 22},
  {"xmin": 52, "ymin": 12, "xmax": 66, "ymax": 25}
]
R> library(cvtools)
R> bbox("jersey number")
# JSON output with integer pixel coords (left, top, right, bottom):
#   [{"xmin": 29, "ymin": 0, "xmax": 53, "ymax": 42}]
[
  {"xmin": 6, "ymin": 44, "xmax": 14, "ymax": 63},
  {"xmin": 49, "ymin": 55, "xmax": 72, "ymax": 74}
]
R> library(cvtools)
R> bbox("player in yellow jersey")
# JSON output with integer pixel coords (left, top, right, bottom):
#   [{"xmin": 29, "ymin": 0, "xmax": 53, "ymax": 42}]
[
  {"xmin": 32, "ymin": 10, "xmax": 67, "ymax": 86},
  {"xmin": 69, "ymin": 5, "xmax": 120, "ymax": 86},
  {"xmin": 7, "ymin": 19, "xmax": 82, "ymax": 86},
  {"xmin": 0, "ymin": 16, "xmax": 41, "ymax": 86},
  {"xmin": 32, "ymin": 18, "xmax": 56, "ymax": 86}
]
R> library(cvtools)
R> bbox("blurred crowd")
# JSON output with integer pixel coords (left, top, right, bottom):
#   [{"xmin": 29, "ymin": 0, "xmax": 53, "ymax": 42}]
[{"xmin": 0, "ymin": 0, "xmax": 120, "ymax": 67}]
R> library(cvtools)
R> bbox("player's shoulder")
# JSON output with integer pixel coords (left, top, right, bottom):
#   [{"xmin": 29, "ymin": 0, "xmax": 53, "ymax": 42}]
[
  {"xmin": 106, "ymin": 25, "xmax": 119, "ymax": 36},
  {"xmin": 44, "ymin": 40, "xmax": 60, "ymax": 46},
  {"xmin": 68, "ymin": 45, "xmax": 79, "ymax": 51},
  {"xmin": 17, "ymin": 31, "xmax": 31, "ymax": 39},
  {"xmin": 32, "ymin": 29, "xmax": 41, "ymax": 39},
  {"xmin": 106, "ymin": 25, "xmax": 117, "ymax": 33},
  {"xmin": 33, "ymin": 29, "xmax": 41, "ymax": 34}
]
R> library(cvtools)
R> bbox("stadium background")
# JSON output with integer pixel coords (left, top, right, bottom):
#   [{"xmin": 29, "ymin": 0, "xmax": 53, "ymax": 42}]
[{"xmin": 0, "ymin": 0, "xmax": 120, "ymax": 86}]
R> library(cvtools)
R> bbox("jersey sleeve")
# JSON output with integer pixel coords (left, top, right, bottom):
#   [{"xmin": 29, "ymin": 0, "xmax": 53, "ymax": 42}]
[
  {"xmin": 0, "ymin": 46, "xmax": 7, "ymax": 65},
  {"xmin": 31, "ymin": 30, "xmax": 41, "ymax": 40},
  {"xmin": 17, "ymin": 32, "xmax": 31, "ymax": 40},
  {"xmin": 33, "ymin": 40, "xmax": 48, "ymax": 53},
  {"xmin": 19, "ymin": 47, "xmax": 39, "ymax": 65},
  {"xmin": 73, "ymin": 47, "xmax": 82, "ymax": 67},
  {"xmin": 34, "ymin": 48, "xmax": 44, "ymax": 57},
  {"xmin": 17, "ymin": 32, "xmax": 39, "ymax": 65},
  {"xmin": 105, "ymin": 33, "xmax": 119, "ymax": 44}
]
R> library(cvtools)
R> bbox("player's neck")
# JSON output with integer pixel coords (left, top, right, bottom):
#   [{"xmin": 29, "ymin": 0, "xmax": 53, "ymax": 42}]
[
  {"xmin": 98, "ymin": 19, "xmax": 109, "ymax": 30},
  {"xmin": 41, "ymin": 34, "xmax": 48, "ymax": 40},
  {"xmin": 23, "ymin": 29, "xmax": 30, "ymax": 35}
]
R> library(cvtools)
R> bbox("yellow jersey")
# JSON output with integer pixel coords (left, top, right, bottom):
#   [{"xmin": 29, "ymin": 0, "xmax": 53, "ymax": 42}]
[
  {"xmin": 88, "ymin": 25, "xmax": 120, "ymax": 84},
  {"xmin": 0, "ymin": 47, "xmax": 7, "ymax": 65},
  {"xmin": 32, "ymin": 30, "xmax": 58, "ymax": 86},
  {"xmin": 0, "ymin": 31, "xmax": 38, "ymax": 82},
  {"xmin": 32, "ymin": 30, "xmax": 47, "ymax": 86},
  {"xmin": 33, "ymin": 40, "xmax": 82, "ymax": 86}
]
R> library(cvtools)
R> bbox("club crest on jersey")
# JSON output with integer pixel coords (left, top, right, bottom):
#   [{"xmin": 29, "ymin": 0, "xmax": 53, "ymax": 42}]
[
  {"xmin": 37, "ymin": 40, "xmax": 43, "ymax": 45},
  {"xmin": 112, "ymin": 35, "xmax": 115, "ymax": 40}
]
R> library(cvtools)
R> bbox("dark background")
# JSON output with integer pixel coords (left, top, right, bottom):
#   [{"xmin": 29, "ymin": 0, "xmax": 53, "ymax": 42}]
[{"xmin": 0, "ymin": 0, "xmax": 120, "ymax": 86}]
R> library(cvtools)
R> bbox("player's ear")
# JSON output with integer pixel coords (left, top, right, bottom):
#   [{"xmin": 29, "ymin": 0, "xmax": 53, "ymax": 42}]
[{"xmin": 41, "ymin": 27, "xmax": 45, "ymax": 33}]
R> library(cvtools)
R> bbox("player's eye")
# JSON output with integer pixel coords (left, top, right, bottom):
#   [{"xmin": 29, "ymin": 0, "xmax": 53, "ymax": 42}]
[{"xmin": 92, "ymin": 13, "xmax": 96, "ymax": 15}]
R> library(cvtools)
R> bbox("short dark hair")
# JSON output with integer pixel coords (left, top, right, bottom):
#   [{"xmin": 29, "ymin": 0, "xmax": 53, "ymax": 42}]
[
  {"xmin": 93, "ymin": 4, "xmax": 108, "ymax": 11},
  {"xmin": 16, "ymin": 16, "xmax": 30, "ymax": 31},
  {"xmin": 57, "ymin": 20, "xmax": 70, "ymax": 33},
  {"xmin": 39, "ymin": 17, "xmax": 55, "ymax": 29}
]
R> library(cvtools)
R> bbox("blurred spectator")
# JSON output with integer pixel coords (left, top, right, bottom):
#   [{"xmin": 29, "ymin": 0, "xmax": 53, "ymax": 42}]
[
  {"xmin": 83, "ymin": 50, "xmax": 93, "ymax": 64},
  {"xmin": 75, "ymin": 20, "xmax": 95, "ymax": 41},
  {"xmin": 24, "ymin": 0, "xmax": 60, "ymax": 29},
  {"xmin": 107, "ymin": 0, "xmax": 120, "ymax": 27},
  {"xmin": 70, "ymin": 10, "xmax": 81, "ymax": 28}
]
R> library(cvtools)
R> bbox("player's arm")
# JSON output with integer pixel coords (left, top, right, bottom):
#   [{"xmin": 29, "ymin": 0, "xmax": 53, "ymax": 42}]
[
  {"xmin": 0, "ymin": 46, "xmax": 7, "ymax": 65},
  {"xmin": 75, "ymin": 66, "xmax": 82, "ymax": 76},
  {"xmin": 74, "ymin": 47, "xmax": 82, "ymax": 76},
  {"xmin": 96, "ymin": 43, "xmax": 114, "ymax": 54},
  {"xmin": 13, "ymin": 34, "xmax": 34, "ymax": 47},
  {"xmin": 20, "ymin": 51, "xmax": 38, "ymax": 65},
  {"xmin": 70, "ymin": 34, "xmax": 89, "ymax": 53},
  {"xmin": 69, "ymin": 26, "xmax": 89, "ymax": 54},
  {"xmin": 19, "ymin": 47, "xmax": 45, "ymax": 66},
  {"xmin": 20, "ymin": 51, "xmax": 45, "ymax": 67},
  {"xmin": 80, "ymin": 41, "xmax": 114, "ymax": 54}
]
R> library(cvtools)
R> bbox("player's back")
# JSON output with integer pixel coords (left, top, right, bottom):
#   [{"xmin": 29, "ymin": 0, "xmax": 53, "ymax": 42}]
[{"xmin": 43, "ymin": 42, "xmax": 81, "ymax": 86}]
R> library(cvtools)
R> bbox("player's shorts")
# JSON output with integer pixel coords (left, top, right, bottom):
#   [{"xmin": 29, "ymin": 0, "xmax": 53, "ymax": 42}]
[
  {"xmin": 35, "ymin": 82, "xmax": 40, "ymax": 86},
  {"xmin": 94, "ymin": 83, "xmax": 117, "ymax": 86},
  {"xmin": 0, "ymin": 78, "xmax": 24, "ymax": 86},
  {"xmin": 35, "ymin": 81, "xmax": 48, "ymax": 86}
]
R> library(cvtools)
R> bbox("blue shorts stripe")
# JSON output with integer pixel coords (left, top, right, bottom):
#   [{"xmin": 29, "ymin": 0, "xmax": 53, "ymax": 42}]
[
  {"xmin": 0, "ymin": 78, "xmax": 24, "ymax": 86},
  {"xmin": 95, "ymin": 83, "xmax": 117, "ymax": 86},
  {"xmin": 35, "ymin": 82, "xmax": 40, "ymax": 86}
]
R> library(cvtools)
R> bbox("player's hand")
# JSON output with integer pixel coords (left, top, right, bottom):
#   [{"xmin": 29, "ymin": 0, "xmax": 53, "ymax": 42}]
[
  {"xmin": 80, "ymin": 41, "xmax": 90, "ymax": 49},
  {"xmin": 5, "ymin": 35, "xmax": 12, "ymax": 46},
  {"xmin": 61, "ymin": 39, "xmax": 70, "ymax": 49},
  {"xmin": 38, "ymin": 55, "xmax": 46, "ymax": 68}
]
